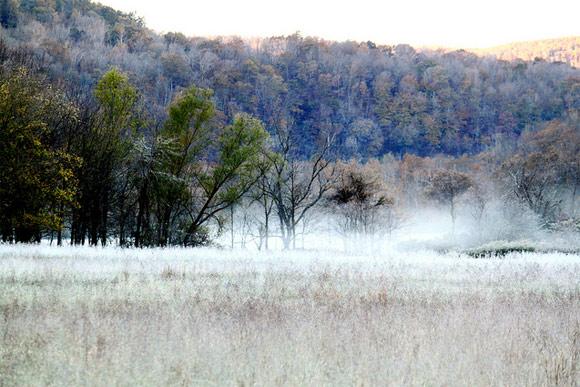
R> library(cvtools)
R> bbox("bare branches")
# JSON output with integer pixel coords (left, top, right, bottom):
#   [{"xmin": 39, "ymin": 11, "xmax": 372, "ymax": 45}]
[{"xmin": 263, "ymin": 130, "xmax": 335, "ymax": 249}]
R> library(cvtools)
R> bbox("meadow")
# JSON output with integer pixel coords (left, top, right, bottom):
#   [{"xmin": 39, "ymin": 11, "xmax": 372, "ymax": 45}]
[{"xmin": 0, "ymin": 244, "xmax": 579, "ymax": 386}]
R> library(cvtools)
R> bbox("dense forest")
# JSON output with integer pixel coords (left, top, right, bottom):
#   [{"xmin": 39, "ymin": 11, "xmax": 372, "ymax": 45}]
[
  {"xmin": 0, "ymin": 0, "xmax": 578, "ymax": 158},
  {"xmin": 0, "ymin": 0, "xmax": 578, "ymax": 247},
  {"xmin": 474, "ymin": 36, "xmax": 580, "ymax": 69}
]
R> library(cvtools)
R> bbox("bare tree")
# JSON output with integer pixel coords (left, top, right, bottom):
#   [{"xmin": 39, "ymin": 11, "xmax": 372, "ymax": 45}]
[
  {"xmin": 501, "ymin": 152, "xmax": 562, "ymax": 226},
  {"xmin": 265, "ymin": 129, "xmax": 334, "ymax": 249},
  {"xmin": 228, "ymin": 200, "xmax": 255, "ymax": 249},
  {"xmin": 526, "ymin": 120, "xmax": 579, "ymax": 218},
  {"xmin": 250, "ymin": 173, "xmax": 276, "ymax": 250},
  {"xmin": 425, "ymin": 170, "xmax": 473, "ymax": 235},
  {"xmin": 383, "ymin": 206, "xmax": 407, "ymax": 239},
  {"xmin": 328, "ymin": 163, "xmax": 394, "ymax": 242}
]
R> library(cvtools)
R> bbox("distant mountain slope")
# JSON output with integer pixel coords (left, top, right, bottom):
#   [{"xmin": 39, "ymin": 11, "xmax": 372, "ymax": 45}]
[
  {"xmin": 0, "ymin": 0, "xmax": 578, "ymax": 158},
  {"xmin": 473, "ymin": 37, "xmax": 580, "ymax": 68}
]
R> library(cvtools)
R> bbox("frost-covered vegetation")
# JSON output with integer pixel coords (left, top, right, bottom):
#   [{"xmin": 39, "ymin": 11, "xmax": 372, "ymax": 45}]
[{"xmin": 1, "ymin": 244, "xmax": 579, "ymax": 386}]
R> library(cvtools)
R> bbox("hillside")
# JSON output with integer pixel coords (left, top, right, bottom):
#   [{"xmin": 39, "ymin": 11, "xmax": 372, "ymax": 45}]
[
  {"xmin": 473, "ymin": 37, "xmax": 580, "ymax": 68},
  {"xmin": 0, "ymin": 0, "xmax": 578, "ymax": 158}
]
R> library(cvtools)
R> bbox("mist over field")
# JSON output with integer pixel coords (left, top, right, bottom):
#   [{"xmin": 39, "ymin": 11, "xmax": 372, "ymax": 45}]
[{"xmin": 221, "ymin": 205, "xmax": 579, "ymax": 254}]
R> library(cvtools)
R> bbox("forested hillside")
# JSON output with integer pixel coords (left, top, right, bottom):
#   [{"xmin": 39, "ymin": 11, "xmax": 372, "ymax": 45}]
[
  {"xmin": 1, "ymin": 0, "xmax": 578, "ymax": 158},
  {"xmin": 473, "ymin": 37, "xmax": 580, "ymax": 69}
]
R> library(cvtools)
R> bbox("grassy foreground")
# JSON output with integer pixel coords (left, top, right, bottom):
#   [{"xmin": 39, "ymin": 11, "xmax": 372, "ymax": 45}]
[{"xmin": 0, "ymin": 246, "xmax": 579, "ymax": 386}]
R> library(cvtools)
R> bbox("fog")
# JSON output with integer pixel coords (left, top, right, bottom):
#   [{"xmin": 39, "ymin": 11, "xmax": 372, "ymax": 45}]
[{"xmin": 218, "ymin": 199, "xmax": 579, "ymax": 257}]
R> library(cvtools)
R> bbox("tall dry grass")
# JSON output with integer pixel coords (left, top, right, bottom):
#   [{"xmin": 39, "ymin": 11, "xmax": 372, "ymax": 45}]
[{"xmin": 0, "ymin": 245, "xmax": 579, "ymax": 386}]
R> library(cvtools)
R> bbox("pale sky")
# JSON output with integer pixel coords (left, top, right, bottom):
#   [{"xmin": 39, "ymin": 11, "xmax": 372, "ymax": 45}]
[{"xmin": 98, "ymin": 0, "xmax": 579, "ymax": 48}]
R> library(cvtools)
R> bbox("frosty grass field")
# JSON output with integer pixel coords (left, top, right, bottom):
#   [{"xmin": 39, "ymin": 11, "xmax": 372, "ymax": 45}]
[{"xmin": 0, "ymin": 244, "xmax": 579, "ymax": 386}]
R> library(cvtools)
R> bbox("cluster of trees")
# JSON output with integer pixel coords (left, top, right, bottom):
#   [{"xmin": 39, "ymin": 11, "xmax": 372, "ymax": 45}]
[
  {"xmin": 0, "ymin": 44, "xmax": 272, "ymax": 245},
  {"xmin": 0, "ymin": 0, "xmax": 577, "ymax": 159},
  {"xmin": 0, "ymin": 65, "xmax": 79, "ymax": 242},
  {"xmin": 499, "ymin": 119, "xmax": 579, "ymax": 227}
]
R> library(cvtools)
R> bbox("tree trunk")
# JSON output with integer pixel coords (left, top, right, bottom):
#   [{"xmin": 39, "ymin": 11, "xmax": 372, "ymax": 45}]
[
  {"xmin": 450, "ymin": 198, "xmax": 456, "ymax": 237},
  {"xmin": 264, "ymin": 203, "xmax": 269, "ymax": 251},
  {"xmin": 100, "ymin": 193, "xmax": 109, "ymax": 246},
  {"xmin": 135, "ymin": 194, "xmax": 145, "ymax": 248},
  {"xmin": 230, "ymin": 206, "xmax": 235, "ymax": 249}
]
